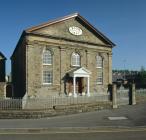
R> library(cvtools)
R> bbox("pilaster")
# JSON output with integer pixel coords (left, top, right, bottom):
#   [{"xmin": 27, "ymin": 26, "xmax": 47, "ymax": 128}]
[
  {"xmin": 60, "ymin": 47, "xmax": 67, "ymax": 95},
  {"xmin": 108, "ymin": 53, "xmax": 112, "ymax": 84}
]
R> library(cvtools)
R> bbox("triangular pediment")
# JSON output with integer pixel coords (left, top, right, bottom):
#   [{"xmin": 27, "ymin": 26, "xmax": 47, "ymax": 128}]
[
  {"xmin": 68, "ymin": 67, "xmax": 91, "ymax": 77},
  {"xmin": 74, "ymin": 67, "xmax": 91, "ymax": 74},
  {"xmin": 25, "ymin": 13, "xmax": 115, "ymax": 47}
]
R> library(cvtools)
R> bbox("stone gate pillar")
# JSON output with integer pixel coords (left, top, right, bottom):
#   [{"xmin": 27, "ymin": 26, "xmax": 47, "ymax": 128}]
[
  {"xmin": 131, "ymin": 83, "xmax": 136, "ymax": 105},
  {"xmin": 112, "ymin": 84, "xmax": 118, "ymax": 108},
  {"xmin": 129, "ymin": 83, "xmax": 136, "ymax": 105}
]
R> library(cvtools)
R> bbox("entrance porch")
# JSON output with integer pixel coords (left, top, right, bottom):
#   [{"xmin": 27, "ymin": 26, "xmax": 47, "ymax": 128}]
[{"xmin": 66, "ymin": 67, "xmax": 91, "ymax": 97}]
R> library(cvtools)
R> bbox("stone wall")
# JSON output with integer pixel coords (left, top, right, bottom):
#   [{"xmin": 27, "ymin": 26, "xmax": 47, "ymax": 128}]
[
  {"xmin": 26, "ymin": 42, "xmax": 61, "ymax": 97},
  {"xmin": 0, "ymin": 102, "xmax": 112, "ymax": 119},
  {"xmin": 25, "ymin": 35, "xmax": 112, "ymax": 97}
]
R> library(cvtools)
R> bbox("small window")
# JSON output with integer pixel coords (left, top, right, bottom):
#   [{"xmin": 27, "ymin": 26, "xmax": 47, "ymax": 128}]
[
  {"xmin": 71, "ymin": 52, "xmax": 80, "ymax": 66},
  {"xmin": 43, "ymin": 49, "xmax": 52, "ymax": 65},
  {"xmin": 96, "ymin": 55, "xmax": 103, "ymax": 68},
  {"xmin": 43, "ymin": 71, "xmax": 53, "ymax": 84}
]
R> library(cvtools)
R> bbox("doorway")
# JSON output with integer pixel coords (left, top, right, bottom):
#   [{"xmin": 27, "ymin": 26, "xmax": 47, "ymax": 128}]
[
  {"xmin": 76, "ymin": 77, "xmax": 83, "ymax": 94},
  {"xmin": 66, "ymin": 77, "xmax": 84, "ymax": 95}
]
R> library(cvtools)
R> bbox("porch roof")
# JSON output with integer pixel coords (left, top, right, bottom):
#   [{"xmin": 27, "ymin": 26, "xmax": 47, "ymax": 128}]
[{"xmin": 67, "ymin": 67, "xmax": 91, "ymax": 77}]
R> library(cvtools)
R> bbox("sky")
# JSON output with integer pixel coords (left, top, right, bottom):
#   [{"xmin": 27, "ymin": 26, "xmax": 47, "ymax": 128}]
[{"xmin": 0, "ymin": 0, "xmax": 146, "ymax": 74}]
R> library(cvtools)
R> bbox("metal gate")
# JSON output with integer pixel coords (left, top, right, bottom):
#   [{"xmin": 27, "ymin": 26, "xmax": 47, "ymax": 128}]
[{"xmin": 117, "ymin": 87, "xmax": 129, "ymax": 106}]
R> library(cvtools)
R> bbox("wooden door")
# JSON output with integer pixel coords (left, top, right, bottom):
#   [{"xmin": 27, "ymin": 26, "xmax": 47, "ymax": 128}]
[{"xmin": 78, "ymin": 77, "xmax": 83, "ymax": 94}]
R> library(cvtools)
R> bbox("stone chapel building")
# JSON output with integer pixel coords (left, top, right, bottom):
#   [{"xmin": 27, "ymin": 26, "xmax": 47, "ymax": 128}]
[{"xmin": 11, "ymin": 13, "xmax": 115, "ymax": 98}]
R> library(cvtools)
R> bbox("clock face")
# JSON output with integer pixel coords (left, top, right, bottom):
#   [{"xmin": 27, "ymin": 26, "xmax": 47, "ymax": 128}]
[{"xmin": 69, "ymin": 26, "xmax": 82, "ymax": 36}]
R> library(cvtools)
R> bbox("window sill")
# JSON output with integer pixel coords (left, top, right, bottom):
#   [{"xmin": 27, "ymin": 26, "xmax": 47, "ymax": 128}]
[
  {"xmin": 97, "ymin": 83, "xmax": 103, "ymax": 85},
  {"xmin": 43, "ymin": 64, "xmax": 52, "ymax": 66},
  {"xmin": 42, "ymin": 83, "xmax": 52, "ymax": 86},
  {"xmin": 71, "ymin": 65, "xmax": 80, "ymax": 67}
]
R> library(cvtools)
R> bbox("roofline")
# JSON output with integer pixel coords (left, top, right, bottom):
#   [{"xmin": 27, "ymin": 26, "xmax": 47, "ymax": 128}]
[
  {"xmin": 77, "ymin": 14, "xmax": 116, "ymax": 47},
  {"xmin": 25, "ymin": 13, "xmax": 79, "ymax": 32},
  {"xmin": 25, "ymin": 13, "xmax": 116, "ymax": 47}
]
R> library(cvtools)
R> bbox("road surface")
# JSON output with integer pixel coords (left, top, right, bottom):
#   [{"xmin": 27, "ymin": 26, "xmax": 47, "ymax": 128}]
[{"xmin": 0, "ymin": 130, "xmax": 146, "ymax": 140}]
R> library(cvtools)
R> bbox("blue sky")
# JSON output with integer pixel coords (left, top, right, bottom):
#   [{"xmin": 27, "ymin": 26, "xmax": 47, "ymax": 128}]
[{"xmin": 0, "ymin": 0, "xmax": 146, "ymax": 73}]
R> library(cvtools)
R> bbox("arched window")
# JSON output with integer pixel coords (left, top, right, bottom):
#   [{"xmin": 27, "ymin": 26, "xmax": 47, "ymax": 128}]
[
  {"xmin": 42, "ymin": 49, "xmax": 53, "ymax": 84},
  {"xmin": 96, "ymin": 55, "xmax": 103, "ymax": 84},
  {"xmin": 96, "ymin": 55, "xmax": 103, "ymax": 68},
  {"xmin": 43, "ymin": 49, "xmax": 52, "ymax": 65},
  {"xmin": 71, "ymin": 52, "xmax": 80, "ymax": 66}
]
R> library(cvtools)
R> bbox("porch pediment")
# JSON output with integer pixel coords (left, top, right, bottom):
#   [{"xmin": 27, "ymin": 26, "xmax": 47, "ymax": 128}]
[{"xmin": 68, "ymin": 67, "xmax": 91, "ymax": 77}]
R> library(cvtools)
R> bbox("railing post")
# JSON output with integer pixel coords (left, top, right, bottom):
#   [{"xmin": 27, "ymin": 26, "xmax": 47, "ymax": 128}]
[{"xmin": 112, "ymin": 84, "xmax": 118, "ymax": 109}]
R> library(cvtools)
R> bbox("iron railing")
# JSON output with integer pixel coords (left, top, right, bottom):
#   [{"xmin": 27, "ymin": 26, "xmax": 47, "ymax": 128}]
[
  {"xmin": 136, "ymin": 89, "xmax": 146, "ymax": 95},
  {"xmin": 0, "ymin": 94, "xmax": 110, "ymax": 110},
  {"xmin": 117, "ymin": 89, "xmax": 129, "ymax": 105}
]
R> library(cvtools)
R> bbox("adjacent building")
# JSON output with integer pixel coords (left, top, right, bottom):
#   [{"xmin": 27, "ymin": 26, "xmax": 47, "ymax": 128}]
[
  {"xmin": 0, "ymin": 52, "xmax": 6, "ymax": 82},
  {"xmin": 0, "ymin": 52, "xmax": 6, "ymax": 98},
  {"xmin": 11, "ymin": 13, "xmax": 115, "ymax": 98}
]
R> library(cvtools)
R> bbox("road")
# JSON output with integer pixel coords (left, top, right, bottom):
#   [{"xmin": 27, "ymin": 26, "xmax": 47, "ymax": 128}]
[
  {"xmin": 0, "ymin": 130, "xmax": 146, "ymax": 140},
  {"xmin": 0, "ymin": 102, "xmax": 146, "ymax": 128},
  {"xmin": 0, "ymin": 102, "xmax": 145, "ymax": 139}
]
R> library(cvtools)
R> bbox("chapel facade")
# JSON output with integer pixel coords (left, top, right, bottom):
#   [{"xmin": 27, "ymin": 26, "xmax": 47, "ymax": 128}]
[{"xmin": 11, "ymin": 13, "xmax": 115, "ymax": 98}]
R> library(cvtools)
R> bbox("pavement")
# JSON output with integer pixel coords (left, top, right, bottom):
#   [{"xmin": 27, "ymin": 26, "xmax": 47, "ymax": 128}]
[{"xmin": 0, "ymin": 101, "xmax": 146, "ymax": 133}]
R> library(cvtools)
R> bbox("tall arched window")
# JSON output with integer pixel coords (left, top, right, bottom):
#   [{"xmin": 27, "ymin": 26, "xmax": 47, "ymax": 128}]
[
  {"xmin": 43, "ymin": 49, "xmax": 52, "ymax": 65},
  {"xmin": 96, "ymin": 55, "xmax": 103, "ymax": 68},
  {"xmin": 71, "ymin": 52, "xmax": 80, "ymax": 66},
  {"xmin": 96, "ymin": 55, "xmax": 103, "ymax": 84},
  {"xmin": 42, "ymin": 49, "xmax": 53, "ymax": 84}
]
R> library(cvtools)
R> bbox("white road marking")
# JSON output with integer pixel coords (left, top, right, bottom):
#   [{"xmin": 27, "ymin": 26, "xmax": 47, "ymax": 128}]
[{"xmin": 108, "ymin": 116, "xmax": 128, "ymax": 120}]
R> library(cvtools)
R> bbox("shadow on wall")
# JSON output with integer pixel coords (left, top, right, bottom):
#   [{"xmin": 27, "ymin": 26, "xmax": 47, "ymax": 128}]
[
  {"xmin": 108, "ymin": 84, "xmax": 112, "ymax": 101},
  {"xmin": 6, "ymin": 83, "xmax": 13, "ymax": 98}
]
